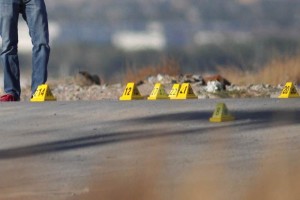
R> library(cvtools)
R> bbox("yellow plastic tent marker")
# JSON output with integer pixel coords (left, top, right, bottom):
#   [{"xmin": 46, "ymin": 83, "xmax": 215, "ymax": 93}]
[
  {"xmin": 173, "ymin": 83, "xmax": 197, "ymax": 99},
  {"xmin": 169, "ymin": 83, "xmax": 181, "ymax": 99},
  {"xmin": 278, "ymin": 82, "xmax": 299, "ymax": 98},
  {"xmin": 147, "ymin": 83, "xmax": 169, "ymax": 100},
  {"xmin": 119, "ymin": 82, "xmax": 143, "ymax": 101},
  {"xmin": 30, "ymin": 84, "xmax": 56, "ymax": 102},
  {"xmin": 209, "ymin": 103, "xmax": 235, "ymax": 123}
]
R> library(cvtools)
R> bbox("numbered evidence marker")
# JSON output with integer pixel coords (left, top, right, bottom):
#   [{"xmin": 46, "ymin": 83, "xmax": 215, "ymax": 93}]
[
  {"xmin": 278, "ymin": 82, "xmax": 300, "ymax": 98},
  {"xmin": 168, "ymin": 83, "xmax": 181, "ymax": 99},
  {"xmin": 209, "ymin": 103, "xmax": 235, "ymax": 123},
  {"xmin": 173, "ymin": 83, "xmax": 197, "ymax": 99},
  {"xmin": 30, "ymin": 84, "xmax": 56, "ymax": 102},
  {"xmin": 119, "ymin": 82, "xmax": 144, "ymax": 101},
  {"xmin": 147, "ymin": 83, "xmax": 169, "ymax": 100}
]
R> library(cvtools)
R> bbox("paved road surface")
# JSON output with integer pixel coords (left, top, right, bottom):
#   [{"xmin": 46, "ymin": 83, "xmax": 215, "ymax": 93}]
[{"xmin": 0, "ymin": 98, "xmax": 299, "ymax": 199}]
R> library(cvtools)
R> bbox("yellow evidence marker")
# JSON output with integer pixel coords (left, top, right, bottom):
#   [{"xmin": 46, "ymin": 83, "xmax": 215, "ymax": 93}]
[
  {"xmin": 30, "ymin": 84, "xmax": 56, "ymax": 102},
  {"xmin": 173, "ymin": 83, "xmax": 197, "ymax": 99},
  {"xmin": 168, "ymin": 83, "xmax": 181, "ymax": 99},
  {"xmin": 278, "ymin": 82, "xmax": 300, "ymax": 98},
  {"xmin": 119, "ymin": 82, "xmax": 144, "ymax": 101},
  {"xmin": 209, "ymin": 103, "xmax": 235, "ymax": 123},
  {"xmin": 147, "ymin": 83, "xmax": 169, "ymax": 100}
]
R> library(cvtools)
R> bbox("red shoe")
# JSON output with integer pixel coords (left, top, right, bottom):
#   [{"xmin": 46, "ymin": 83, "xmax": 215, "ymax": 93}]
[{"xmin": 0, "ymin": 94, "xmax": 19, "ymax": 102}]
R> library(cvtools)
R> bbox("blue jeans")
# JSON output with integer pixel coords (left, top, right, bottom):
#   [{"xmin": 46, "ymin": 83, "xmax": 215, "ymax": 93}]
[{"xmin": 0, "ymin": 0, "xmax": 50, "ymax": 98}]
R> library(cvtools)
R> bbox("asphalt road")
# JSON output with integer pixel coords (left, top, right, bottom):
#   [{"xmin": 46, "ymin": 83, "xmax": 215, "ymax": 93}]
[{"xmin": 0, "ymin": 98, "xmax": 299, "ymax": 200}]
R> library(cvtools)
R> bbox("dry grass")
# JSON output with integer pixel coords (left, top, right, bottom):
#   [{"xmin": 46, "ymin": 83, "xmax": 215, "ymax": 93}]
[
  {"xmin": 123, "ymin": 58, "xmax": 181, "ymax": 83},
  {"xmin": 123, "ymin": 55, "xmax": 300, "ymax": 86},
  {"xmin": 217, "ymin": 55, "xmax": 300, "ymax": 85}
]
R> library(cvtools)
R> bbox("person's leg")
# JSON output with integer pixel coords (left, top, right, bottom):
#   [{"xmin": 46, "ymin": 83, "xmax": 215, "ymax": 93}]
[
  {"xmin": 21, "ymin": 0, "xmax": 50, "ymax": 95},
  {"xmin": 0, "ymin": 0, "xmax": 21, "ymax": 99}
]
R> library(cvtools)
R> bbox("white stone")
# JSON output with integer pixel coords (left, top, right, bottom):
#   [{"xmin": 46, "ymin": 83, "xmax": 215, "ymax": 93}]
[{"xmin": 206, "ymin": 81, "xmax": 222, "ymax": 93}]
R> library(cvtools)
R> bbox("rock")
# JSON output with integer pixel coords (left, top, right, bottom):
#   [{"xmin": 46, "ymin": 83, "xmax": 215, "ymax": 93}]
[
  {"xmin": 146, "ymin": 74, "xmax": 173, "ymax": 84},
  {"xmin": 265, "ymin": 84, "xmax": 271, "ymax": 88},
  {"xmin": 91, "ymin": 75, "xmax": 101, "ymax": 85},
  {"xmin": 171, "ymin": 79, "xmax": 177, "ymax": 84},
  {"xmin": 157, "ymin": 74, "xmax": 164, "ymax": 82},
  {"xmin": 192, "ymin": 74, "xmax": 205, "ymax": 85},
  {"xmin": 181, "ymin": 74, "xmax": 194, "ymax": 83},
  {"xmin": 74, "ymin": 71, "xmax": 101, "ymax": 87},
  {"xmin": 110, "ymin": 83, "xmax": 121, "ymax": 89},
  {"xmin": 204, "ymin": 74, "xmax": 231, "ymax": 90},
  {"xmin": 178, "ymin": 74, "xmax": 204, "ymax": 84},
  {"xmin": 225, "ymin": 85, "xmax": 236, "ymax": 91},
  {"xmin": 250, "ymin": 84, "xmax": 264, "ymax": 91},
  {"xmin": 136, "ymin": 80, "xmax": 144, "ymax": 86},
  {"xmin": 147, "ymin": 76, "xmax": 157, "ymax": 84},
  {"xmin": 206, "ymin": 81, "xmax": 223, "ymax": 93}
]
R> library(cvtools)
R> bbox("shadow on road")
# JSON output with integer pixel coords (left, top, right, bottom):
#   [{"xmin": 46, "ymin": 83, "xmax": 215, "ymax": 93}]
[
  {"xmin": 0, "ymin": 109, "xmax": 299, "ymax": 160},
  {"xmin": 112, "ymin": 109, "xmax": 300, "ymax": 130}
]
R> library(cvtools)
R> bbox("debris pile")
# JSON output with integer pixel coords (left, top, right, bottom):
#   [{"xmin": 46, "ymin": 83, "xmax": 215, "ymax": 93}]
[{"xmin": 4, "ymin": 73, "xmax": 284, "ymax": 101}]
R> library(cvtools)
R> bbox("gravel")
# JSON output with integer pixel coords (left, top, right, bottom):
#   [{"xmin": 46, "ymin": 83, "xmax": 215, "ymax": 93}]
[{"xmin": 0, "ymin": 74, "xmax": 285, "ymax": 101}]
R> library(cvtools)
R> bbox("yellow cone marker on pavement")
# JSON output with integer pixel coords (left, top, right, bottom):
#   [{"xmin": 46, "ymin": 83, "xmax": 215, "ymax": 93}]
[
  {"xmin": 119, "ymin": 82, "xmax": 143, "ymax": 101},
  {"xmin": 30, "ymin": 84, "xmax": 56, "ymax": 102},
  {"xmin": 278, "ymin": 82, "xmax": 299, "ymax": 98},
  {"xmin": 209, "ymin": 103, "xmax": 235, "ymax": 123},
  {"xmin": 173, "ymin": 83, "xmax": 197, "ymax": 99},
  {"xmin": 169, "ymin": 83, "xmax": 181, "ymax": 99},
  {"xmin": 147, "ymin": 83, "xmax": 169, "ymax": 100}
]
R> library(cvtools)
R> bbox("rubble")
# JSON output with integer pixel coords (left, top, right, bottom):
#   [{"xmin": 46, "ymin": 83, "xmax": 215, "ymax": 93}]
[
  {"xmin": 10, "ymin": 73, "xmax": 284, "ymax": 101},
  {"xmin": 73, "ymin": 71, "xmax": 101, "ymax": 87},
  {"xmin": 206, "ymin": 81, "xmax": 223, "ymax": 93}
]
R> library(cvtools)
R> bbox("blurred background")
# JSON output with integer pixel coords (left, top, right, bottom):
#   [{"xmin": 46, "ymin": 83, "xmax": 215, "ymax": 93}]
[{"xmin": 1, "ymin": 0, "xmax": 300, "ymax": 83}]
